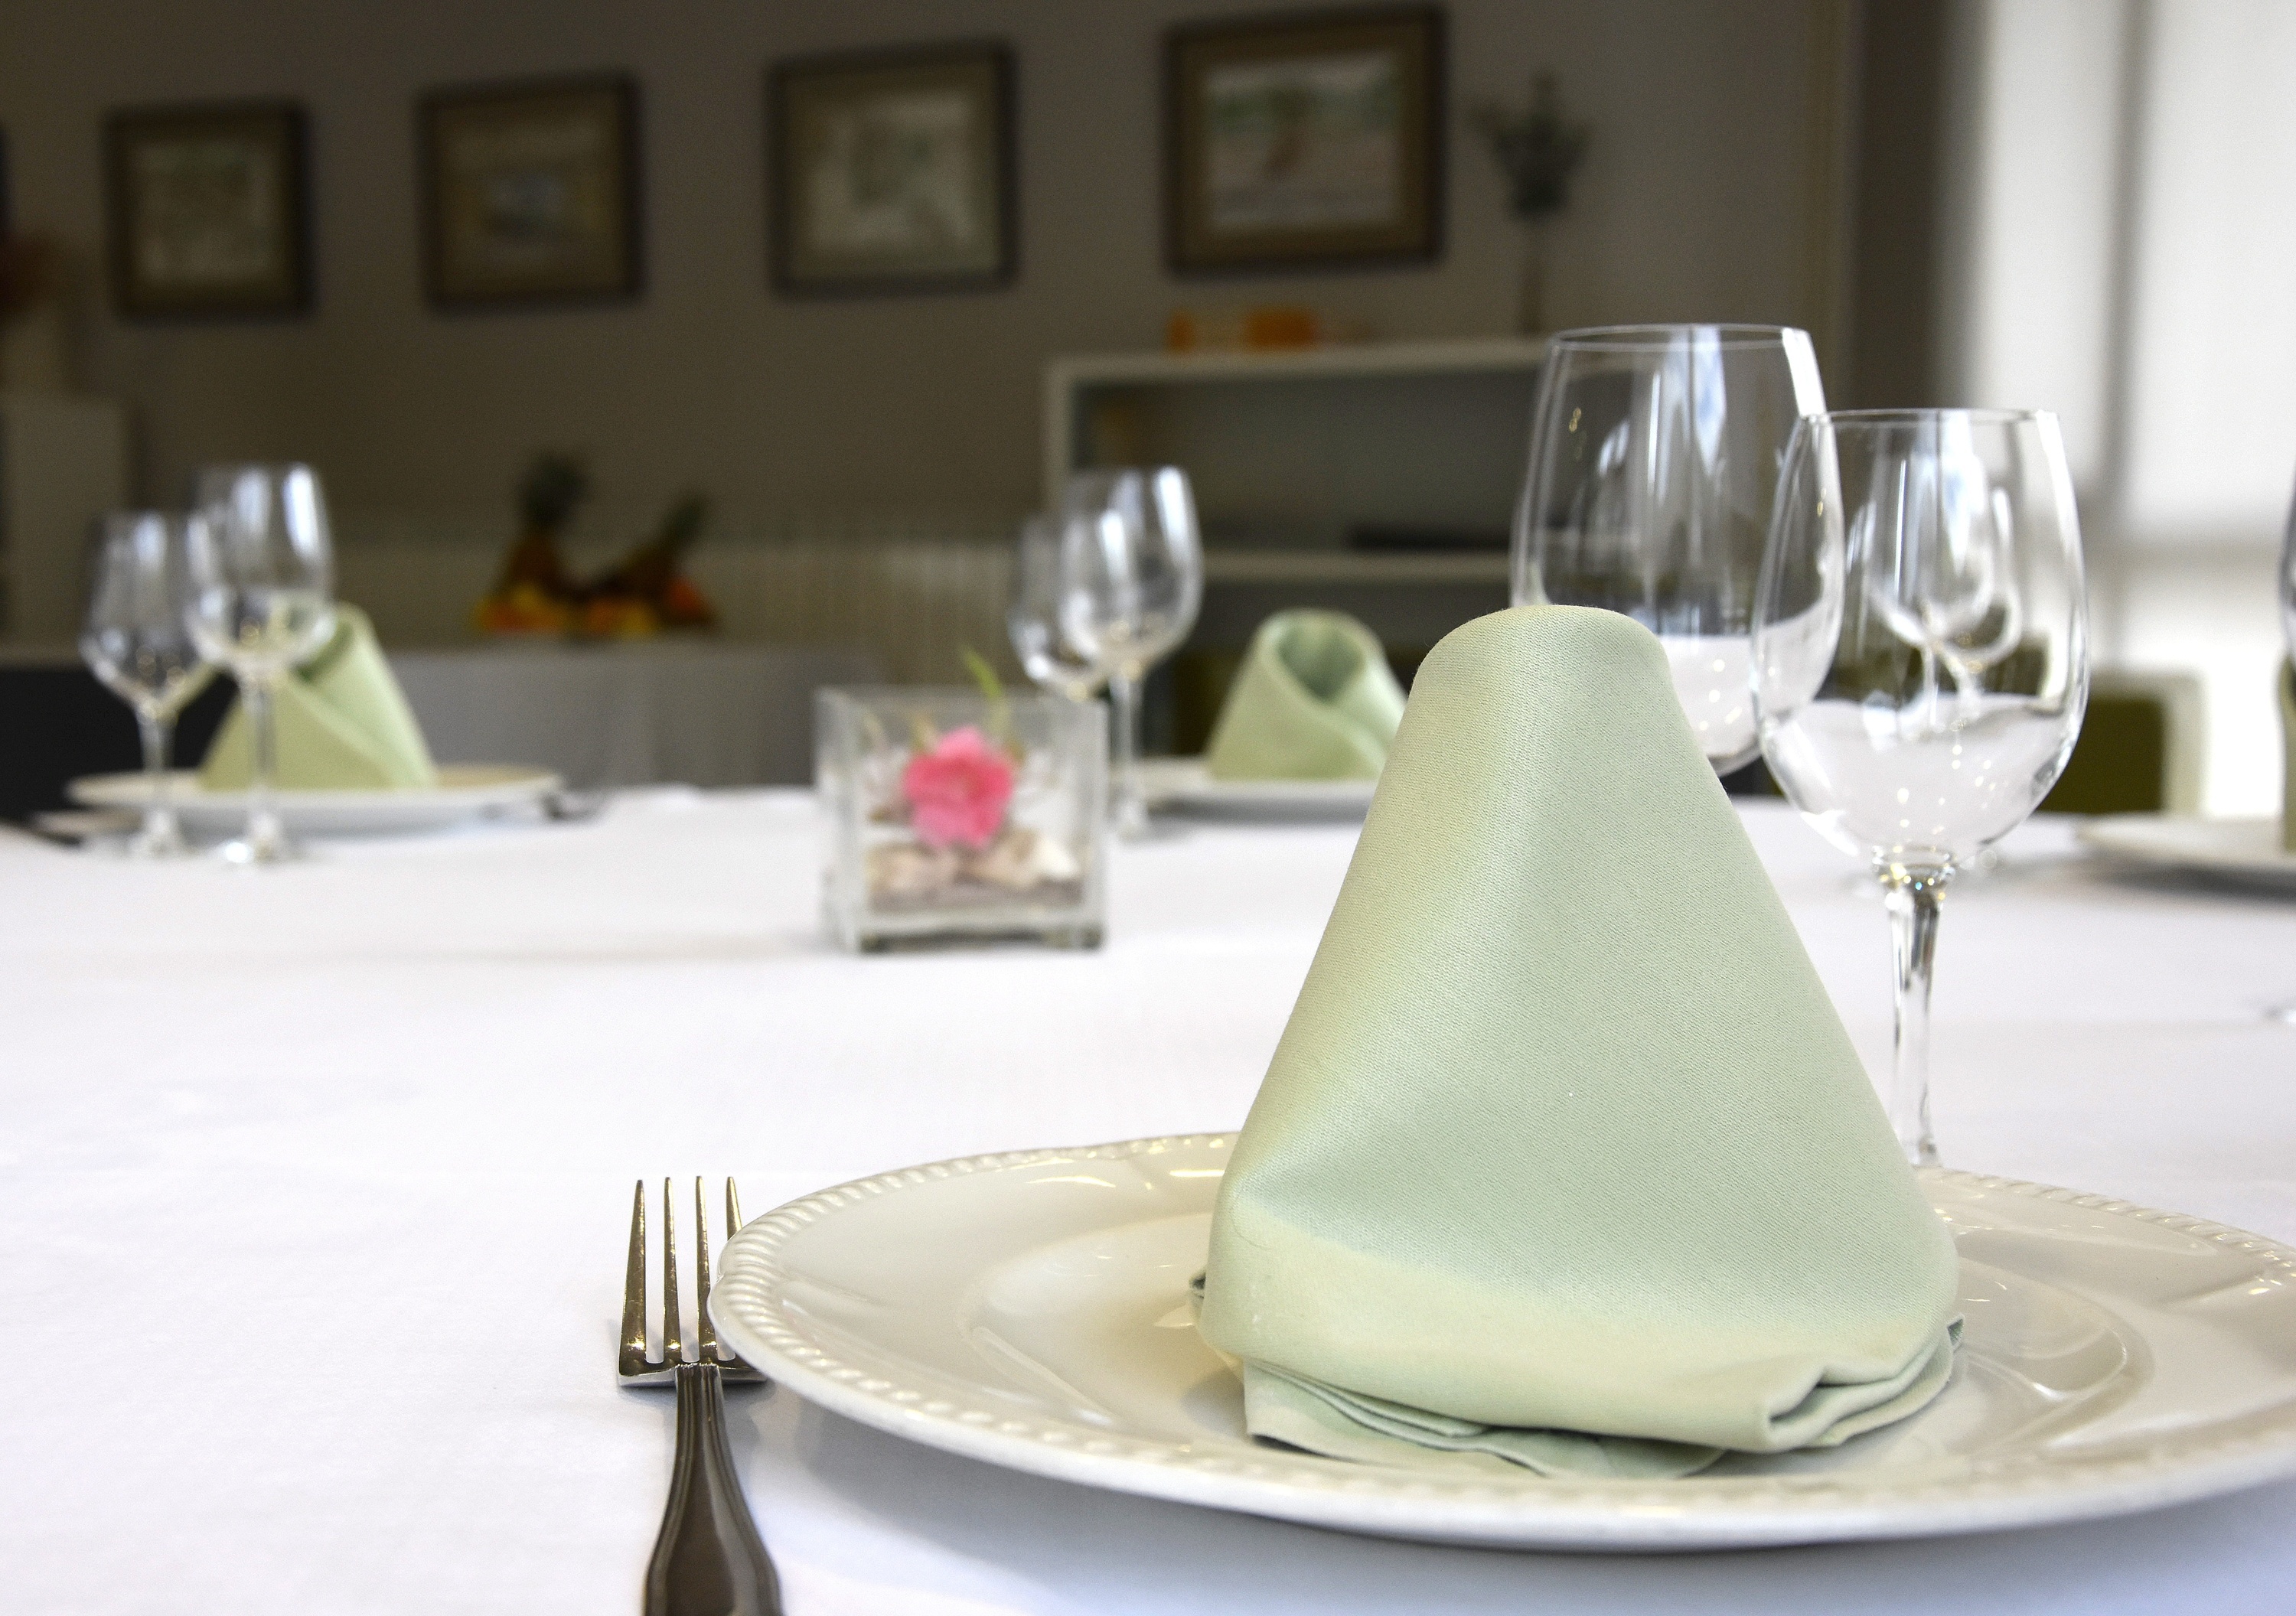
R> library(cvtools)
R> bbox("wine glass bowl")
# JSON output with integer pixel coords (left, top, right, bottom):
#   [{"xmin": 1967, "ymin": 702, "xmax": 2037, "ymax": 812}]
[
  {"xmin": 1753, "ymin": 409, "xmax": 2087, "ymax": 1163},
  {"xmin": 1512, "ymin": 324, "xmax": 1827, "ymax": 773},
  {"xmin": 80, "ymin": 512, "xmax": 213, "ymax": 857},
  {"xmin": 1055, "ymin": 468, "xmax": 1203, "ymax": 837},
  {"xmin": 1008, "ymin": 514, "xmax": 1110, "ymax": 703},
  {"xmin": 186, "ymin": 464, "xmax": 338, "ymax": 865}
]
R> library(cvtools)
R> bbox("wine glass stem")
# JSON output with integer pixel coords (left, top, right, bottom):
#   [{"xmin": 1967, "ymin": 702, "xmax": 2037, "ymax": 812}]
[
  {"xmin": 1110, "ymin": 672, "xmax": 1146, "ymax": 839},
  {"xmin": 1880, "ymin": 865, "xmax": 1949, "ymax": 1168},
  {"xmin": 136, "ymin": 709, "xmax": 181, "ymax": 849},
  {"xmin": 245, "ymin": 675, "xmax": 287, "ymax": 859}
]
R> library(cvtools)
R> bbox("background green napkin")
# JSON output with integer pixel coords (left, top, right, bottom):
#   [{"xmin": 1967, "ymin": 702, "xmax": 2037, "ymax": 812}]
[
  {"xmin": 201, "ymin": 604, "xmax": 439, "ymax": 790},
  {"xmin": 1199, "ymin": 604, "xmax": 1960, "ymax": 1477},
  {"xmin": 1203, "ymin": 610, "xmax": 1407, "ymax": 780}
]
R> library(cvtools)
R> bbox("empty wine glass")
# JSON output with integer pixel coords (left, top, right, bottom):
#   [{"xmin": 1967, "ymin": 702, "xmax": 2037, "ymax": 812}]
[
  {"xmin": 1008, "ymin": 514, "xmax": 1110, "ymax": 702},
  {"xmin": 80, "ymin": 513, "xmax": 213, "ymax": 857},
  {"xmin": 2273, "ymin": 479, "xmax": 2296, "ymax": 1025},
  {"xmin": 1513, "ymin": 324, "xmax": 1827, "ymax": 772},
  {"xmin": 1057, "ymin": 468, "xmax": 1203, "ymax": 838},
  {"xmin": 2281, "ymin": 474, "xmax": 2296, "ymax": 653},
  {"xmin": 1753, "ymin": 410, "xmax": 2087, "ymax": 1166},
  {"xmin": 186, "ymin": 464, "xmax": 338, "ymax": 865}
]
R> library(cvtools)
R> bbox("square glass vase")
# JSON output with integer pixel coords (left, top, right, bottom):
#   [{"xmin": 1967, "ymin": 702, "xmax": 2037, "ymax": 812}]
[{"xmin": 817, "ymin": 687, "xmax": 1107, "ymax": 950}]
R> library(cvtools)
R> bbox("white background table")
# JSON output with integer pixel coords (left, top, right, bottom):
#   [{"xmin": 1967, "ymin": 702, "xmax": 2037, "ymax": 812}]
[
  {"xmin": 389, "ymin": 643, "xmax": 882, "ymax": 787},
  {"xmin": 5, "ymin": 797, "xmax": 2293, "ymax": 1614}
]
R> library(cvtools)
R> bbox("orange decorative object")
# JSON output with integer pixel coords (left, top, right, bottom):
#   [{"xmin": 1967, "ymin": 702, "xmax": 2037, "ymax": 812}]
[
  {"xmin": 1166, "ymin": 305, "xmax": 1344, "ymax": 354},
  {"xmin": 473, "ymin": 458, "xmax": 717, "ymax": 640},
  {"xmin": 1242, "ymin": 306, "xmax": 1319, "ymax": 349}
]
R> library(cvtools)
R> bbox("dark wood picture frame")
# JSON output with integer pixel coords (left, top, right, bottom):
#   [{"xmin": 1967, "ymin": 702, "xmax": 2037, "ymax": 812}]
[
  {"xmin": 419, "ymin": 73, "xmax": 641, "ymax": 310},
  {"xmin": 766, "ymin": 41, "xmax": 1017, "ymax": 298},
  {"xmin": 104, "ymin": 99, "xmax": 312, "ymax": 318},
  {"xmin": 1165, "ymin": 5, "xmax": 1445, "ymax": 275}
]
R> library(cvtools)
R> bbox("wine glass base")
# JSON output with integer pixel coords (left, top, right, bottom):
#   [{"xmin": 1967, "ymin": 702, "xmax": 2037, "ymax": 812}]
[
  {"xmin": 2265, "ymin": 1003, "xmax": 2296, "ymax": 1028},
  {"xmin": 215, "ymin": 832, "xmax": 305, "ymax": 867},
  {"xmin": 123, "ymin": 828, "xmax": 194, "ymax": 859}
]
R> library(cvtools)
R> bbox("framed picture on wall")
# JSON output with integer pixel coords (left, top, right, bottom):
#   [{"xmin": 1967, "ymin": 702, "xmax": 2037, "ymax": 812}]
[
  {"xmin": 420, "ymin": 74, "xmax": 641, "ymax": 308},
  {"xmin": 104, "ymin": 100, "xmax": 311, "ymax": 318},
  {"xmin": 1165, "ymin": 6, "xmax": 1445, "ymax": 273},
  {"xmin": 767, "ymin": 42, "xmax": 1016, "ymax": 296}
]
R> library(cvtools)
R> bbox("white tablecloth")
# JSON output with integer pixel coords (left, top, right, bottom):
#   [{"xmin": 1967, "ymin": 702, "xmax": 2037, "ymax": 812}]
[
  {"xmin": 5, "ymin": 797, "xmax": 2294, "ymax": 1614},
  {"xmin": 388, "ymin": 643, "xmax": 882, "ymax": 787}
]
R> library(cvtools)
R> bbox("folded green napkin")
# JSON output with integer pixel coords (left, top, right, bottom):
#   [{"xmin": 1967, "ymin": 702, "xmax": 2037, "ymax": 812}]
[
  {"xmin": 201, "ymin": 604, "xmax": 438, "ymax": 790},
  {"xmin": 1198, "ymin": 604, "xmax": 1960, "ymax": 1478},
  {"xmin": 1203, "ymin": 610, "xmax": 1407, "ymax": 780}
]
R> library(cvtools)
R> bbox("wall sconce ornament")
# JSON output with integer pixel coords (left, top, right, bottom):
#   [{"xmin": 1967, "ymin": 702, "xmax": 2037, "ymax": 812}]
[{"xmin": 1469, "ymin": 71, "xmax": 1589, "ymax": 334}]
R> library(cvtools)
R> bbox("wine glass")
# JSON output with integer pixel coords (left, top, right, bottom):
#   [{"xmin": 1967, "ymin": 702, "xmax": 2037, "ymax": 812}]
[
  {"xmin": 1753, "ymin": 409, "xmax": 2088, "ymax": 1166},
  {"xmin": 1513, "ymin": 324, "xmax": 1827, "ymax": 772},
  {"xmin": 2273, "ymin": 478, "xmax": 2296, "ymax": 1025},
  {"xmin": 185, "ymin": 464, "xmax": 338, "ymax": 865},
  {"xmin": 1056, "ymin": 468, "xmax": 1203, "ymax": 839},
  {"xmin": 80, "ymin": 513, "xmax": 213, "ymax": 857},
  {"xmin": 1008, "ymin": 515, "xmax": 1110, "ymax": 702}
]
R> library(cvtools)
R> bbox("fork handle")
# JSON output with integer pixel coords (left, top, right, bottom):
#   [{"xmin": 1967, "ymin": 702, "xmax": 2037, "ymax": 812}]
[{"xmin": 644, "ymin": 1364, "xmax": 782, "ymax": 1616}]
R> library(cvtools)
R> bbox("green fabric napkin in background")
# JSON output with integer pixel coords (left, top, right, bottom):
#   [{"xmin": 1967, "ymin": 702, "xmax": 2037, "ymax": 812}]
[
  {"xmin": 1198, "ymin": 604, "xmax": 1961, "ymax": 1478},
  {"xmin": 1203, "ymin": 610, "xmax": 1408, "ymax": 781},
  {"xmin": 201, "ymin": 604, "xmax": 439, "ymax": 790}
]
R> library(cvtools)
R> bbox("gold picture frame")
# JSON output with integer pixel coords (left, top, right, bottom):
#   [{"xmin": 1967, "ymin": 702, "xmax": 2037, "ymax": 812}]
[
  {"xmin": 420, "ymin": 74, "xmax": 641, "ymax": 309},
  {"xmin": 768, "ymin": 42, "xmax": 1017, "ymax": 296},
  {"xmin": 1166, "ymin": 6, "xmax": 1445, "ymax": 274},
  {"xmin": 105, "ymin": 100, "xmax": 311, "ymax": 318}
]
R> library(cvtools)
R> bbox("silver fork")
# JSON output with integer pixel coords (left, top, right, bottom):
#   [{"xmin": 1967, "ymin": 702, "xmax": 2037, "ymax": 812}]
[{"xmin": 621, "ymin": 1178, "xmax": 781, "ymax": 1616}]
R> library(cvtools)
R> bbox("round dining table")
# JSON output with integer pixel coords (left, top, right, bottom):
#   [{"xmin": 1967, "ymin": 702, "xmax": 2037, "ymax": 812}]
[{"xmin": 4, "ymin": 792, "xmax": 2291, "ymax": 1614}]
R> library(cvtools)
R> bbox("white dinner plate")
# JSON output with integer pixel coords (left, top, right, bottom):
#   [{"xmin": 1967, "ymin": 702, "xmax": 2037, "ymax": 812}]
[
  {"xmin": 1138, "ymin": 758, "xmax": 1375, "ymax": 819},
  {"xmin": 2076, "ymin": 814, "xmax": 2296, "ymax": 890},
  {"xmin": 69, "ymin": 765, "xmax": 563, "ymax": 837},
  {"xmin": 711, "ymin": 1134, "xmax": 2296, "ymax": 1551}
]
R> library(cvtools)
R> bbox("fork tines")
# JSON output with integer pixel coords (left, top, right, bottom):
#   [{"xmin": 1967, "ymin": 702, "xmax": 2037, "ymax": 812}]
[{"xmin": 620, "ymin": 1177, "xmax": 765, "ymax": 1385}]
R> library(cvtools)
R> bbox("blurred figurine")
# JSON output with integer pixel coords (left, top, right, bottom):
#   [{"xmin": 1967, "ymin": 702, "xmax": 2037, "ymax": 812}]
[
  {"xmin": 579, "ymin": 494, "xmax": 717, "ymax": 639},
  {"xmin": 475, "ymin": 451, "xmax": 589, "ymax": 635}
]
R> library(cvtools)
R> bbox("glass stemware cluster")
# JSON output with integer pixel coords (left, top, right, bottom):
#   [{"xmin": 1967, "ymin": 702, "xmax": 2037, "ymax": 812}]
[
  {"xmin": 1006, "ymin": 467, "xmax": 1202, "ymax": 839},
  {"xmin": 80, "ymin": 463, "xmax": 338, "ymax": 865},
  {"xmin": 1513, "ymin": 327, "xmax": 2088, "ymax": 1168}
]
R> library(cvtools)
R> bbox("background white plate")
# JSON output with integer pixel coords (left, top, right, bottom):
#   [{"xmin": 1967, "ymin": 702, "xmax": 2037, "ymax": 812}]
[
  {"xmin": 70, "ymin": 765, "xmax": 563, "ymax": 836},
  {"xmin": 1138, "ymin": 758, "xmax": 1375, "ymax": 819},
  {"xmin": 2077, "ymin": 814, "xmax": 2296, "ymax": 889},
  {"xmin": 712, "ymin": 1135, "xmax": 2296, "ymax": 1551}
]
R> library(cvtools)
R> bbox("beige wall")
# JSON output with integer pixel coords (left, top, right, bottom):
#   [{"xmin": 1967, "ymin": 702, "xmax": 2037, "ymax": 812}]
[{"xmin": 0, "ymin": 0, "xmax": 1828, "ymax": 537}]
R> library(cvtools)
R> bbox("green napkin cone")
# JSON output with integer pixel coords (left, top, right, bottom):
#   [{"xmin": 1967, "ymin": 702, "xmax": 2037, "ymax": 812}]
[
  {"xmin": 201, "ymin": 604, "xmax": 439, "ymax": 790},
  {"xmin": 1198, "ymin": 604, "xmax": 1961, "ymax": 1478},
  {"xmin": 1204, "ymin": 610, "xmax": 1408, "ymax": 780}
]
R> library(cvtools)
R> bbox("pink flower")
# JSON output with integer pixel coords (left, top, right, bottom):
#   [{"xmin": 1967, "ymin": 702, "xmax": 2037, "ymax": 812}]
[{"xmin": 902, "ymin": 725, "xmax": 1016, "ymax": 850}]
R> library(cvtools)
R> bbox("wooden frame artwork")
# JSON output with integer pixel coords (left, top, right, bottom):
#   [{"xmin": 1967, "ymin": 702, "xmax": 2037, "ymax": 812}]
[
  {"xmin": 1166, "ymin": 6, "xmax": 1445, "ymax": 274},
  {"xmin": 105, "ymin": 99, "xmax": 311, "ymax": 318},
  {"xmin": 767, "ymin": 41, "xmax": 1016, "ymax": 296},
  {"xmin": 420, "ymin": 73, "xmax": 641, "ymax": 309}
]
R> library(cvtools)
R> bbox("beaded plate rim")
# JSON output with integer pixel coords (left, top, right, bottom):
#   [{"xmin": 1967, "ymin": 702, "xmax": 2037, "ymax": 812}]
[{"xmin": 709, "ymin": 1135, "xmax": 2296, "ymax": 1548}]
